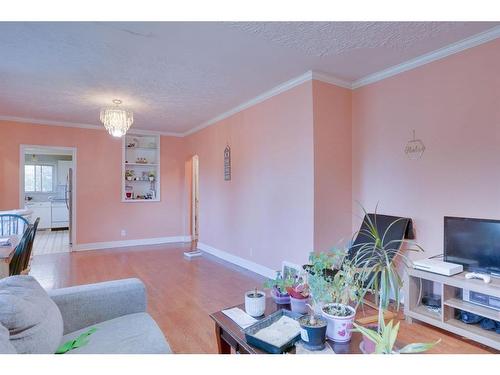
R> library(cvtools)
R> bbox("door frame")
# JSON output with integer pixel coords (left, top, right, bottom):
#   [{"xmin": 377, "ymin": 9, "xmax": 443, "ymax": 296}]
[
  {"xmin": 191, "ymin": 155, "xmax": 199, "ymax": 241},
  {"xmin": 19, "ymin": 144, "xmax": 77, "ymax": 249}
]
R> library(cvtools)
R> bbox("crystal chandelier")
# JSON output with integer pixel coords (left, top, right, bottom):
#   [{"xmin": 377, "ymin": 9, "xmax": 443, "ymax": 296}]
[{"xmin": 100, "ymin": 99, "xmax": 133, "ymax": 137}]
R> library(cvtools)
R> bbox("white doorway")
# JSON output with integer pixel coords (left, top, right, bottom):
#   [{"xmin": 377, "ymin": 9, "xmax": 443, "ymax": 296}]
[{"xmin": 19, "ymin": 145, "xmax": 77, "ymax": 255}]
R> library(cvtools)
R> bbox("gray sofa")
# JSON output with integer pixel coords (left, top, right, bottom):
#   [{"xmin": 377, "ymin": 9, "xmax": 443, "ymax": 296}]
[{"xmin": 0, "ymin": 276, "xmax": 172, "ymax": 354}]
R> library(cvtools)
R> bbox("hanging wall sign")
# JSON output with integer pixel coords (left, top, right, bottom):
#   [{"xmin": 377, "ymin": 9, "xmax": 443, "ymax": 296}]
[
  {"xmin": 224, "ymin": 145, "xmax": 231, "ymax": 181},
  {"xmin": 404, "ymin": 130, "xmax": 426, "ymax": 160}
]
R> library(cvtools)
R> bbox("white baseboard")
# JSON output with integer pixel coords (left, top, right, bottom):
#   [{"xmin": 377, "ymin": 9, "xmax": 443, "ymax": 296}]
[
  {"xmin": 197, "ymin": 242, "xmax": 276, "ymax": 279},
  {"xmin": 73, "ymin": 235, "xmax": 192, "ymax": 251}
]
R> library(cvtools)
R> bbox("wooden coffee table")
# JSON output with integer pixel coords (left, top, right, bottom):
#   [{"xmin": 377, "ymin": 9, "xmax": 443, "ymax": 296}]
[{"xmin": 210, "ymin": 297, "xmax": 365, "ymax": 354}]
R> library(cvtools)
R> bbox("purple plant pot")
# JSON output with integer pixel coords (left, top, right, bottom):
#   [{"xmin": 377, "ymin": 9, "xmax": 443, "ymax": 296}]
[
  {"xmin": 290, "ymin": 296, "xmax": 309, "ymax": 314},
  {"xmin": 361, "ymin": 325, "xmax": 378, "ymax": 354},
  {"xmin": 271, "ymin": 289, "xmax": 290, "ymax": 304}
]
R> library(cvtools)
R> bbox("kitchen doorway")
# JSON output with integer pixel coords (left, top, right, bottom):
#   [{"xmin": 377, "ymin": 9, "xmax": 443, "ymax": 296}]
[{"xmin": 19, "ymin": 145, "xmax": 76, "ymax": 255}]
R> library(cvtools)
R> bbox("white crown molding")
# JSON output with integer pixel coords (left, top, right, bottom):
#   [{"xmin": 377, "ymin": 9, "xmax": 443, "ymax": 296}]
[
  {"xmin": 197, "ymin": 242, "xmax": 277, "ymax": 279},
  {"xmin": 0, "ymin": 115, "xmax": 184, "ymax": 137},
  {"xmin": 352, "ymin": 26, "xmax": 500, "ymax": 89},
  {"xmin": 311, "ymin": 71, "xmax": 352, "ymax": 89},
  {"xmin": 181, "ymin": 71, "xmax": 315, "ymax": 137},
  {"xmin": 73, "ymin": 235, "xmax": 191, "ymax": 251}
]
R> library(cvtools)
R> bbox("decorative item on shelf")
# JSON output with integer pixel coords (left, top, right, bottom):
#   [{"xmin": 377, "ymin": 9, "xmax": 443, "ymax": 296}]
[
  {"xmin": 125, "ymin": 170, "xmax": 134, "ymax": 181},
  {"xmin": 404, "ymin": 129, "xmax": 426, "ymax": 160},
  {"xmin": 127, "ymin": 138, "xmax": 139, "ymax": 148},
  {"xmin": 245, "ymin": 288, "xmax": 266, "ymax": 317},
  {"xmin": 136, "ymin": 157, "xmax": 148, "ymax": 164},
  {"xmin": 224, "ymin": 144, "xmax": 231, "ymax": 181},
  {"xmin": 125, "ymin": 185, "xmax": 133, "ymax": 199},
  {"xmin": 148, "ymin": 171, "xmax": 155, "ymax": 182},
  {"xmin": 100, "ymin": 99, "xmax": 133, "ymax": 137}
]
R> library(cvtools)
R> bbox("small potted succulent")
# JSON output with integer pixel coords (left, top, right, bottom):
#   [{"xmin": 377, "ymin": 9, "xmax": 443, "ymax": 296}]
[
  {"xmin": 286, "ymin": 275, "xmax": 309, "ymax": 314},
  {"xmin": 297, "ymin": 261, "xmax": 330, "ymax": 351},
  {"xmin": 148, "ymin": 171, "xmax": 155, "ymax": 182},
  {"xmin": 244, "ymin": 288, "xmax": 266, "ymax": 317},
  {"xmin": 263, "ymin": 271, "xmax": 294, "ymax": 304}
]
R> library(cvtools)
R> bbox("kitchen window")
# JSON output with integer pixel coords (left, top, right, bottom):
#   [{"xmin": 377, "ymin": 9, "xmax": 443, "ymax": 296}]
[{"xmin": 25, "ymin": 164, "xmax": 54, "ymax": 193}]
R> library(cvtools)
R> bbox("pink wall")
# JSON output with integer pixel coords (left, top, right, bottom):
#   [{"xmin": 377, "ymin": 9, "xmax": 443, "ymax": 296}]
[
  {"xmin": 184, "ymin": 82, "xmax": 315, "ymax": 270},
  {"xmin": 0, "ymin": 121, "xmax": 187, "ymax": 245},
  {"xmin": 313, "ymin": 80, "xmax": 353, "ymax": 252},
  {"xmin": 352, "ymin": 39, "xmax": 500, "ymax": 259}
]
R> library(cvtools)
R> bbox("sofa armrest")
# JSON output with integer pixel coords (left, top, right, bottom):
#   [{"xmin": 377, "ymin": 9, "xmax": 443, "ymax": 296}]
[{"xmin": 48, "ymin": 278, "xmax": 147, "ymax": 334}]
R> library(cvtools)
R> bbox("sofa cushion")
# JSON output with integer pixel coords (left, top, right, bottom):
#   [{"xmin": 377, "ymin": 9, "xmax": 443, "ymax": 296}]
[
  {"xmin": 61, "ymin": 312, "xmax": 171, "ymax": 354},
  {"xmin": 0, "ymin": 276, "xmax": 63, "ymax": 354},
  {"xmin": 0, "ymin": 323, "xmax": 16, "ymax": 354}
]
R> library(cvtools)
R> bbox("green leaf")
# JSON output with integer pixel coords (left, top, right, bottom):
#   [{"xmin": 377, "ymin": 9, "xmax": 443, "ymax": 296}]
[
  {"xmin": 398, "ymin": 339, "xmax": 440, "ymax": 354},
  {"xmin": 352, "ymin": 324, "xmax": 381, "ymax": 345}
]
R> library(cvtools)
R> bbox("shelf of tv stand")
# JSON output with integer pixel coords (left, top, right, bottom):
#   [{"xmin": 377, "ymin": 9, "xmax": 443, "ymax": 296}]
[
  {"xmin": 405, "ymin": 268, "xmax": 500, "ymax": 351},
  {"xmin": 444, "ymin": 298, "xmax": 500, "ymax": 321}
]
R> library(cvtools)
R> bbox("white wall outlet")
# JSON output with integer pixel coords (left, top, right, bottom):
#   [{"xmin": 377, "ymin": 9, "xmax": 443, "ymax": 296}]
[{"xmin": 121, "ymin": 229, "xmax": 127, "ymax": 237}]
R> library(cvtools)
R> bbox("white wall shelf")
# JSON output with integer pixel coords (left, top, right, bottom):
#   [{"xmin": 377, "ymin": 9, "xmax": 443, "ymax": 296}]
[{"xmin": 122, "ymin": 133, "xmax": 160, "ymax": 202}]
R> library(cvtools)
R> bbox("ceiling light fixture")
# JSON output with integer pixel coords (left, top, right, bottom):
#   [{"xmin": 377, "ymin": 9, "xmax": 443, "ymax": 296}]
[{"xmin": 100, "ymin": 99, "xmax": 134, "ymax": 137}]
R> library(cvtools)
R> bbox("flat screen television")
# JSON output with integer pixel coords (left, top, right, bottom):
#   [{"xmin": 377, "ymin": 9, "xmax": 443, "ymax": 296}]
[{"xmin": 444, "ymin": 216, "xmax": 500, "ymax": 276}]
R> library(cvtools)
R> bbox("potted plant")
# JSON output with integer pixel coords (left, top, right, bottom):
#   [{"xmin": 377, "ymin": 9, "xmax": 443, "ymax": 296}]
[
  {"xmin": 353, "ymin": 319, "xmax": 439, "ymax": 354},
  {"xmin": 244, "ymin": 288, "xmax": 266, "ymax": 317},
  {"xmin": 320, "ymin": 250, "xmax": 367, "ymax": 343},
  {"xmin": 286, "ymin": 275, "xmax": 309, "ymax": 314},
  {"xmin": 263, "ymin": 271, "xmax": 294, "ymax": 304},
  {"xmin": 351, "ymin": 206, "xmax": 439, "ymax": 353},
  {"xmin": 297, "ymin": 265, "xmax": 330, "ymax": 351},
  {"xmin": 148, "ymin": 171, "xmax": 155, "ymax": 182}
]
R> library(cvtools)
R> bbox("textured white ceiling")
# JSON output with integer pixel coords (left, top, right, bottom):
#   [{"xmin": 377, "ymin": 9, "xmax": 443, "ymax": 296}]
[{"xmin": 0, "ymin": 22, "xmax": 497, "ymax": 134}]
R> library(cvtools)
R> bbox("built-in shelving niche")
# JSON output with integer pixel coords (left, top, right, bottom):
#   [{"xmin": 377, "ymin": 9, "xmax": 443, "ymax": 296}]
[{"xmin": 122, "ymin": 133, "xmax": 160, "ymax": 202}]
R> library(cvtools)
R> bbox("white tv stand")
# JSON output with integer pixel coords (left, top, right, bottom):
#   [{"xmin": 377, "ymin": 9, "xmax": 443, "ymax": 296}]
[{"xmin": 404, "ymin": 268, "xmax": 500, "ymax": 350}]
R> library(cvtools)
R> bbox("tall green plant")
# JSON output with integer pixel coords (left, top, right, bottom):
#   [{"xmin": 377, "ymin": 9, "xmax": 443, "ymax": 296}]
[{"xmin": 351, "ymin": 205, "xmax": 423, "ymax": 331}]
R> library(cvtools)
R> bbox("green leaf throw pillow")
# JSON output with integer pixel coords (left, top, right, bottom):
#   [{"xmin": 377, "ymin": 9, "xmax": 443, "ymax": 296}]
[{"xmin": 55, "ymin": 328, "xmax": 97, "ymax": 354}]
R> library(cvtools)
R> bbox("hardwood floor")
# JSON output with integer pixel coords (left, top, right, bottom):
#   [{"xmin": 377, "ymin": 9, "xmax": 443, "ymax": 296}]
[
  {"xmin": 30, "ymin": 243, "xmax": 496, "ymax": 354},
  {"xmin": 33, "ymin": 229, "xmax": 70, "ymax": 256}
]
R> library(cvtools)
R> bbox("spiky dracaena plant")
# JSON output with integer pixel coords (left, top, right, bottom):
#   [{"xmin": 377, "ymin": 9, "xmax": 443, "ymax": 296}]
[
  {"xmin": 352, "ymin": 319, "xmax": 440, "ymax": 354},
  {"xmin": 351, "ymin": 205, "xmax": 424, "ymax": 333}
]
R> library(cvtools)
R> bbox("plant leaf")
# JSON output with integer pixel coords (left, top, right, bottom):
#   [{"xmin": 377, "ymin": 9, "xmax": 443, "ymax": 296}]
[{"xmin": 398, "ymin": 339, "xmax": 440, "ymax": 354}]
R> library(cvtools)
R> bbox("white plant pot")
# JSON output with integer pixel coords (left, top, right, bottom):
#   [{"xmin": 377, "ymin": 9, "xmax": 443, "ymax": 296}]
[
  {"xmin": 245, "ymin": 290, "xmax": 266, "ymax": 317},
  {"xmin": 321, "ymin": 303, "xmax": 356, "ymax": 342}
]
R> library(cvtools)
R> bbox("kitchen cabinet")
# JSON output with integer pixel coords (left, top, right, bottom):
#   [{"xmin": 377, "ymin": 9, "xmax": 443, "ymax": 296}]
[
  {"xmin": 26, "ymin": 202, "xmax": 51, "ymax": 229},
  {"xmin": 51, "ymin": 201, "xmax": 69, "ymax": 228},
  {"xmin": 57, "ymin": 160, "xmax": 72, "ymax": 186}
]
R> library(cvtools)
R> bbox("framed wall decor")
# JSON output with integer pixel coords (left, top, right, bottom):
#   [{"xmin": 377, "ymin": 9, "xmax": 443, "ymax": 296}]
[{"xmin": 224, "ymin": 145, "xmax": 231, "ymax": 181}]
